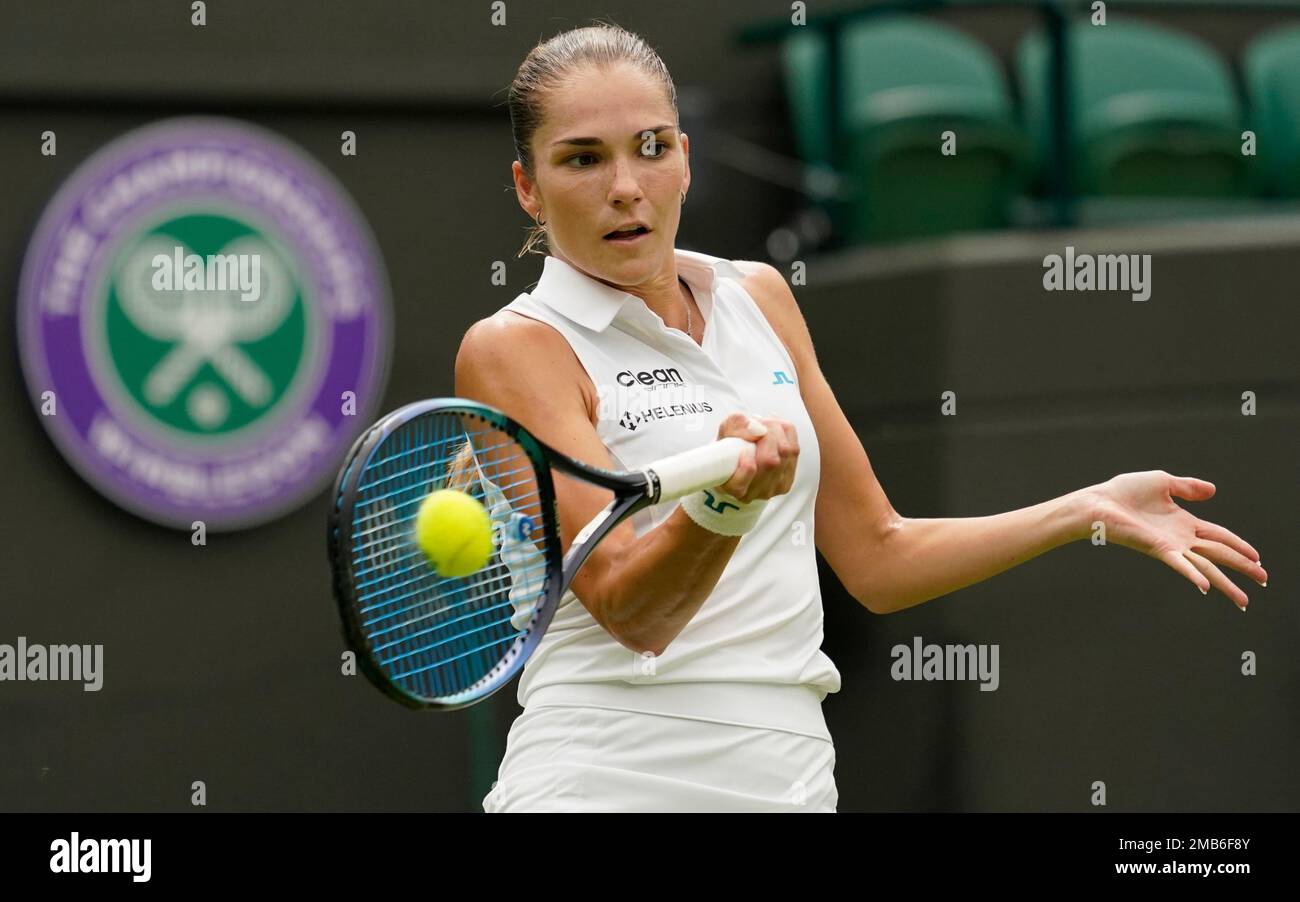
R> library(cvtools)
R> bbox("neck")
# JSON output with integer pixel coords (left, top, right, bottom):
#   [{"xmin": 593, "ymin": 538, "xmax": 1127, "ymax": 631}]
[
  {"xmin": 560, "ymin": 251, "xmax": 695, "ymax": 334},
  {"xmin": 624, "ymin": 273, "xmax": 694, "ymax": 335}
]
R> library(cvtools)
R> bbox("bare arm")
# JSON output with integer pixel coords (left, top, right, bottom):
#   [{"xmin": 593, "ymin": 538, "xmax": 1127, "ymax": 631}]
[
  {"xmin": 455, "ymin": 312, "xmax": 797, "ymax": 654},
  {"xmin": 741, "ymin": 262, "xmax": 1267, "ymax": 614},
  {"xmin": 740, "ymin": 262, "xmax": 1090, "ymax": 611},
  {"xmin": 855, "ymin": 494, "xmax": 1090, "ymax": 613}
]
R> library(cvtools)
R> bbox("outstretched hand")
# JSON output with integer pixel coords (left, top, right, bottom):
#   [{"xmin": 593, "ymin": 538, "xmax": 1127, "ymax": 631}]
[{"xmin": 1086, "ymin": 470, "xmax": 1266, "ymax": 611}]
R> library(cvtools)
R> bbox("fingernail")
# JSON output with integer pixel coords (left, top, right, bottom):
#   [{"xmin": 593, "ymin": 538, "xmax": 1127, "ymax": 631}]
[
  {"xmin": 746, "ymin": 417, "xmax": 768, "ymax": 437},
  {"xmin": 1239, "ymin": 603, "xmax": 1247, "ymax": 612},
  {"xmin": 1199, "ymin": 586, "xmax": 1207, "ymax": 595}
]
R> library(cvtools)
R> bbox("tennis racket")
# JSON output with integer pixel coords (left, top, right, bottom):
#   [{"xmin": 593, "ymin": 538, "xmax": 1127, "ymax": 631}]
[{"xmin": 327, "ymin": 398, "xmax": 751, "ymax": 711}]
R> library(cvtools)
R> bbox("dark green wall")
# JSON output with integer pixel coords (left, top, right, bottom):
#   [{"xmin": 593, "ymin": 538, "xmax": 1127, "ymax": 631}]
[{"xmin": 1, "ymin": 0, "xmax": 1295, "ymax": 812}]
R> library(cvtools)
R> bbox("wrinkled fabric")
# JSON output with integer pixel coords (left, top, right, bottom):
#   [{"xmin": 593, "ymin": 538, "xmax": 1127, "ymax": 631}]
[{"xmin": 483, "ymin": 704, "xmax": 838, "ymax": 813}]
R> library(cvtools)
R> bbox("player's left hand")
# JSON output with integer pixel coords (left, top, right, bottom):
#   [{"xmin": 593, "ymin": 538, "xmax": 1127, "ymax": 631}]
[{"xmin": 1085, "ymin": 470, "xmax": 1266, "ymax": 611}]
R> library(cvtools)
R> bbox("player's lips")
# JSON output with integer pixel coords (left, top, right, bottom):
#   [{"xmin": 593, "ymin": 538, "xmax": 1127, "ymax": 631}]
[{"xmin": 603, "ymin": 223, "xmax": 651, "ymax": 242}]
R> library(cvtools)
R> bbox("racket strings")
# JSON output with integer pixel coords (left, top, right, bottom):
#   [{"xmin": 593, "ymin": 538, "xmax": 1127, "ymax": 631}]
[
  {"xmin": 359, "ymin": 562, "xmax": 544, "ymax": 625},
  {"xmin": 347, "ymin": 412, "xmax": 552, "ymax": 702},
  {"xmin": 349, "ymin": 475, "xmax": 544, "ymax": 584},
  {"xmin": 349, "ymin": 460, "xmax": 541, "ymax": 550},
  {"xmin": 353, "ymin": 437, "xmax": 527, "ymax": 510}
]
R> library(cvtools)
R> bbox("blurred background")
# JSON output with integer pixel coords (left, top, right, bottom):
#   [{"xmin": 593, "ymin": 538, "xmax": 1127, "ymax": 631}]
[{"xmin": 1, "ymin": 0, "xmax": 1296, "ymax": 812}]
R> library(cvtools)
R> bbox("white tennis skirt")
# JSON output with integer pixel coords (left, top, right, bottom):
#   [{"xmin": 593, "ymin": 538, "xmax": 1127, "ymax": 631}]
[{"xmin": 482, "ymin": 703, "xmax": 838, "ymax": 813}]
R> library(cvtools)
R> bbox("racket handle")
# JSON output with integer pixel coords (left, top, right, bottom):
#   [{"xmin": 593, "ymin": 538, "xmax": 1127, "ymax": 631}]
[{"xmin": 643, "ymin": 437, "xmax": 752, "ymax": 502}]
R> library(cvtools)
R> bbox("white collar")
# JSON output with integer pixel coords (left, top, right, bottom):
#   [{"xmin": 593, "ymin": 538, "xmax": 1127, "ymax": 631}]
[{"xmin": 529, "ymin": 248, "xmax": 746, "ymax": 333}]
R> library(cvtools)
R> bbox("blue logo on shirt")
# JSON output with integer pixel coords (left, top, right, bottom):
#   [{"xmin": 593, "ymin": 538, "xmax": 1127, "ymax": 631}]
[{"xmin": 772, "ymin": 370, "xmax": 795, "ymax": 385}]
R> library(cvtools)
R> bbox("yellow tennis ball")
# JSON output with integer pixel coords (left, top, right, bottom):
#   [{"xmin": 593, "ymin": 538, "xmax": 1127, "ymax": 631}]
[{"xmin": 414, "ymin": 489, "xmax": 494, "ymax": 578}]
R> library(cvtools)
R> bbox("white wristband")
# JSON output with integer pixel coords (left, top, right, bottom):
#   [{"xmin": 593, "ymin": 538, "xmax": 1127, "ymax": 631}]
[{"xmin": 678, "ymin": 488, "xmax": 768, "ymax": 536}]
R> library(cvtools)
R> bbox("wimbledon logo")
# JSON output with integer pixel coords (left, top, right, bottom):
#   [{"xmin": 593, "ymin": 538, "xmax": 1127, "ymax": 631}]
[{"xmin": 18, "ymin": 117, "xmax": 391, "ymax": 530}]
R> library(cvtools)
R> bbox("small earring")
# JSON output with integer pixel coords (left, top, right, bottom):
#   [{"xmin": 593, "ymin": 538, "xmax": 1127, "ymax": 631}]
[
  {"xmin": 534, "ymin": 209, "xmax": 546, "ymax": 226},
  {"xmin": 680, "ymin": 191, "xmax": 686, "ymax": 205}
]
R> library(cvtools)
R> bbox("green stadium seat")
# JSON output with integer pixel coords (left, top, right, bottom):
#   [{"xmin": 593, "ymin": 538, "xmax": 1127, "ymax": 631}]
[
  {"xmin": 1243, "ymin": 23, "xmax": 1300, "ymax": 197},
  {"xmin": 781, "ymin": 16, "xmax": 1030, "ymax": 244},
  {"xmin": 1017, "ymin": 19, "xmax": 1251, "ymax": 198},
  {"xmin": 782, "ymin": 30, "xmax": 837, "ymax": 172}
]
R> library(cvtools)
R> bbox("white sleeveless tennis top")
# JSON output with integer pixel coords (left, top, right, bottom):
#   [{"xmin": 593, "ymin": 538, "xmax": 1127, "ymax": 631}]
[{"xmin": 497, "ymin": 248, "xmax": 841, "ymax": 740}]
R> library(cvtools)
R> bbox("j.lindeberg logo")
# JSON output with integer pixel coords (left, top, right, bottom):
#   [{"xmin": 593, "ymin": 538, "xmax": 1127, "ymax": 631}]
[{"xmin": 702, "ymin": 490, "xmax": 738, "ymax": 514}]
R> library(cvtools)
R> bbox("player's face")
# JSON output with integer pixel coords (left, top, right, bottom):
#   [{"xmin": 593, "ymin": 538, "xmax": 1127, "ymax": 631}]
[{"xmin": 521, "ymin": 62, "xmax": 690, "ymax": 287}]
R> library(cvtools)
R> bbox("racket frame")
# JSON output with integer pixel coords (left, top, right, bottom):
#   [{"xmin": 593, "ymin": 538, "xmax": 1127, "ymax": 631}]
[{"xmin": 328, "ymin": 398, "xmax": 657, "ymax": 711}]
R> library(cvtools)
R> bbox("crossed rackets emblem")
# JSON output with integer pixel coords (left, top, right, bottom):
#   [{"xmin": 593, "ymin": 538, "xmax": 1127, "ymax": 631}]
[{"xmin": 114, "ymin": 234, "xmax": 295, "ymax": 422}]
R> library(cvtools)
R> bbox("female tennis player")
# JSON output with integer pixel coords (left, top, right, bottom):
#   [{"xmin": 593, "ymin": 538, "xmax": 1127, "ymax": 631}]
[{"xmin": 456, "ymin": 23, "xmax": 1267, "ymax": 813}]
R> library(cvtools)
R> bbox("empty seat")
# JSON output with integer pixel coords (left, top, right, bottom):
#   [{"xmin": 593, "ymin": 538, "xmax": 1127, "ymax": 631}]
[
  {"xmin": 1017, "ymin": 18, "xmax": 1250, "ymax": 197},
  {"xmin": 782, "ymin": 16, "xmax": 1030, "ymax": 243},
  {"xmin": 1243, "ymin": 23, "xmax": 1300, "ymax": 197}
]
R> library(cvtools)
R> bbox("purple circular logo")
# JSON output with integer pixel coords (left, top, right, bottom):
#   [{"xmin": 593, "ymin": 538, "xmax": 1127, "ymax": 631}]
[{"xmin": 18, "ymin": 117, "xmax": 391, "ymax": 530}]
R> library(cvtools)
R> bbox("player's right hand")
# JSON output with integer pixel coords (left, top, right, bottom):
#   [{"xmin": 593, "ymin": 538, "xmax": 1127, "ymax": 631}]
[{"xmin": 714, "ymin": 412, "xmax": 799, "ymax": 503}]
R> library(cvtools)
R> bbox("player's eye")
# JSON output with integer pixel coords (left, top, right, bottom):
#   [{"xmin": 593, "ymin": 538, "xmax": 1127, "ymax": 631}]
[{"xmin": 566, "ymin": 143, "xmax": 666, "ymax": 167}]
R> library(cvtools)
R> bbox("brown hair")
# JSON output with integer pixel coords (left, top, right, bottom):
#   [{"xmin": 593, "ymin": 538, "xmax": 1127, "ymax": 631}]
[
  {"xmin": 508, "ymin": 21, "xmax": 679, "ymax": 258},
  {"xmin": 446, "ymin": 440, "xmax": 477, "ymax": 493}
]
